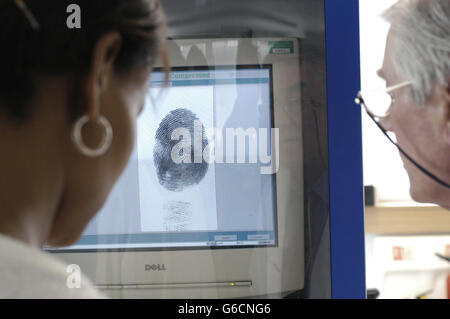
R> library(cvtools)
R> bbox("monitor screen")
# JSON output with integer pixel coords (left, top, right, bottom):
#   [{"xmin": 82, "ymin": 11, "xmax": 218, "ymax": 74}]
[{"xmin": 60, "ymin": 65, "xmax": 277, "ymax": 251}]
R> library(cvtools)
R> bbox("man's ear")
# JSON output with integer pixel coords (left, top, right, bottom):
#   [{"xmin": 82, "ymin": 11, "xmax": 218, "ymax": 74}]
[
  {"xmin": 445, "ymin": 122, "xmax": 450, "ymax": 146},
  {"xmin": 444, "ymin": 80, "xmax": 450, "ymax": 145},
  {"xmin": 84, "ymin": 32, "xmax": 122, "ymax": 119}
]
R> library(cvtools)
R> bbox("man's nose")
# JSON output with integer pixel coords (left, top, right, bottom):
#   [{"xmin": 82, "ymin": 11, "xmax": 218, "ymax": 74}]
[{"xmin": 378, "ymin": 114, "xmax": 393, "ymax": 132}]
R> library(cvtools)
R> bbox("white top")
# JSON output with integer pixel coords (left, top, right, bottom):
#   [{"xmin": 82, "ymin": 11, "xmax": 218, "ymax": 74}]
[{"xmin": 0, "ymin": 233, "xmax": 105, "ymax": 299}]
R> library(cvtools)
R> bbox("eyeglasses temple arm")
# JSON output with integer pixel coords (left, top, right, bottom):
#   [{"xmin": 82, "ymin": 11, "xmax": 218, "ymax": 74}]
[{"xmin": 385, "ymin": 81, "xmax": 412, "ymax": 94}]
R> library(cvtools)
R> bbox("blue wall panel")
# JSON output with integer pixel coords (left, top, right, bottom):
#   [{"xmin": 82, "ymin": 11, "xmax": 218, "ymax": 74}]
[{"xmin": 325, "ymin": 0, "xmax": 366, "ymax": 299}]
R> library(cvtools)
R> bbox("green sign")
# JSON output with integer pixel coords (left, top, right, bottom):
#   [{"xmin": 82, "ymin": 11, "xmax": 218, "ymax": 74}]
[{"xmin": 269, "ymin": 41, "xmax": 294, "ymax": 54}]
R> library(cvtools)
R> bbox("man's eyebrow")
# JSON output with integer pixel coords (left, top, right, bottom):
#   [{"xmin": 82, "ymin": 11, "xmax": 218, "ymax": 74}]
[{"xmin": 377, "ymin": 69, "xmax": 385, "ymax": 79}]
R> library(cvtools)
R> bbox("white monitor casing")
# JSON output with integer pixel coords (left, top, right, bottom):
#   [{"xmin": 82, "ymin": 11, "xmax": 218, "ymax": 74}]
[{"xmin": 55, "ymin": 38, "xmax": 304, "ymax": 298}]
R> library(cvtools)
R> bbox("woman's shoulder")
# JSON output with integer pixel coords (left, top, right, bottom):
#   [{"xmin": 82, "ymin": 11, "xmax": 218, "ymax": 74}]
[{"xmin": 0, "ymin": 233, "xmax": 106, "ymax": 299}]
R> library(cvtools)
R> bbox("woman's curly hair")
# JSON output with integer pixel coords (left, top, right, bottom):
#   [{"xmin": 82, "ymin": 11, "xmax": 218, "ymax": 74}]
[{"xmin": 0, "ymin": 0, "xmax": 168, "ymax": 121}]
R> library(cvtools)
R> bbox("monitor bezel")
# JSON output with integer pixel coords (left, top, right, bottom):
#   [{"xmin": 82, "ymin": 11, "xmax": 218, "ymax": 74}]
[{"xmin": 49, "ymin": 63, "xmax": 279, "ymax": 254}]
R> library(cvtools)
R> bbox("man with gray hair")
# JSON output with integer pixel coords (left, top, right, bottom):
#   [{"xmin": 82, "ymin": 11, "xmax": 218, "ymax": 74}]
[{"xmin": 356, "ymin": 0, "xmax": 449, "ymax": 209}]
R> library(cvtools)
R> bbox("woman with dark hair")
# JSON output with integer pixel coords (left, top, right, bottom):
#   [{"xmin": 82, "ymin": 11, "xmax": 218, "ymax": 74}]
[{"xmin": 0, "ymin": 0, "xmax": 168, "ymax": 298}]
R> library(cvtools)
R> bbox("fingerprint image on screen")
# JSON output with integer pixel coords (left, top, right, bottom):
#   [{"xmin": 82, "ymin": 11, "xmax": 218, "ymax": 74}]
[
  {"xmin": 153, "ymin": 108, "xmax": 209, "ymax": 192},
  {"xmin": 163, "ymin": 200, "xmax": 193, "ymax": 231},
  {"xmin": 137, "ymin": 84, "xmax": 219, "ymax": 233}
]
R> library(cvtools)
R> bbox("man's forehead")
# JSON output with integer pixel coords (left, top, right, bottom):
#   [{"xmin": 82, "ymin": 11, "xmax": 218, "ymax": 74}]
[{"xmin": 381, "ymin": 29, "xmax": 399, "ymax": 82}]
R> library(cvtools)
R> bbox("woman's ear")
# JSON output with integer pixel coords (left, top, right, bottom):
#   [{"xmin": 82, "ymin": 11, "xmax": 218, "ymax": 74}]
[{"xmin": 84, "ymin": 32, "xmax": 122, "ymax": 119}]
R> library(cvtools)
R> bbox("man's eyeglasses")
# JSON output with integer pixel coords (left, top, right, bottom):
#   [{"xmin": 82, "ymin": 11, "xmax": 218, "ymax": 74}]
[
  {"xmin": 357, "ymin": 81, "xmax": 411, "ymax": 118},
  {"xmin": 355, "ymin": 82, "xmax": 450, "ymax": 189}
]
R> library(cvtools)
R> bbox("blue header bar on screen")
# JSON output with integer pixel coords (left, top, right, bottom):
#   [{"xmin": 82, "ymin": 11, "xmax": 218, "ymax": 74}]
[{"xmin": 151, "ymin": 68, "xmax": 271, "ymax": 87}]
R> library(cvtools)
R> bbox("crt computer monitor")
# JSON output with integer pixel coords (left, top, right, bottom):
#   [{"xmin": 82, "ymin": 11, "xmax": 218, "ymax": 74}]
[{"xmin": 52, "ymin": 38, "xmax": 304, "ymax": 298}]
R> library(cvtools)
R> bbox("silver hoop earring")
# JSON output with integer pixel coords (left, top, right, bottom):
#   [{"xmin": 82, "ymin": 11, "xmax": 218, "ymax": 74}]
[{"xmin": 72, "ymin": 115, "xmax": 113, "ymax": 157}]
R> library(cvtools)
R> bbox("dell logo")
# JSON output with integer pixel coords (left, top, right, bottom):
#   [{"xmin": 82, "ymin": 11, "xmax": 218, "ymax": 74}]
[{"xmin": 145, "ymin": 264, "xmax": 167, "ymax": 271}]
